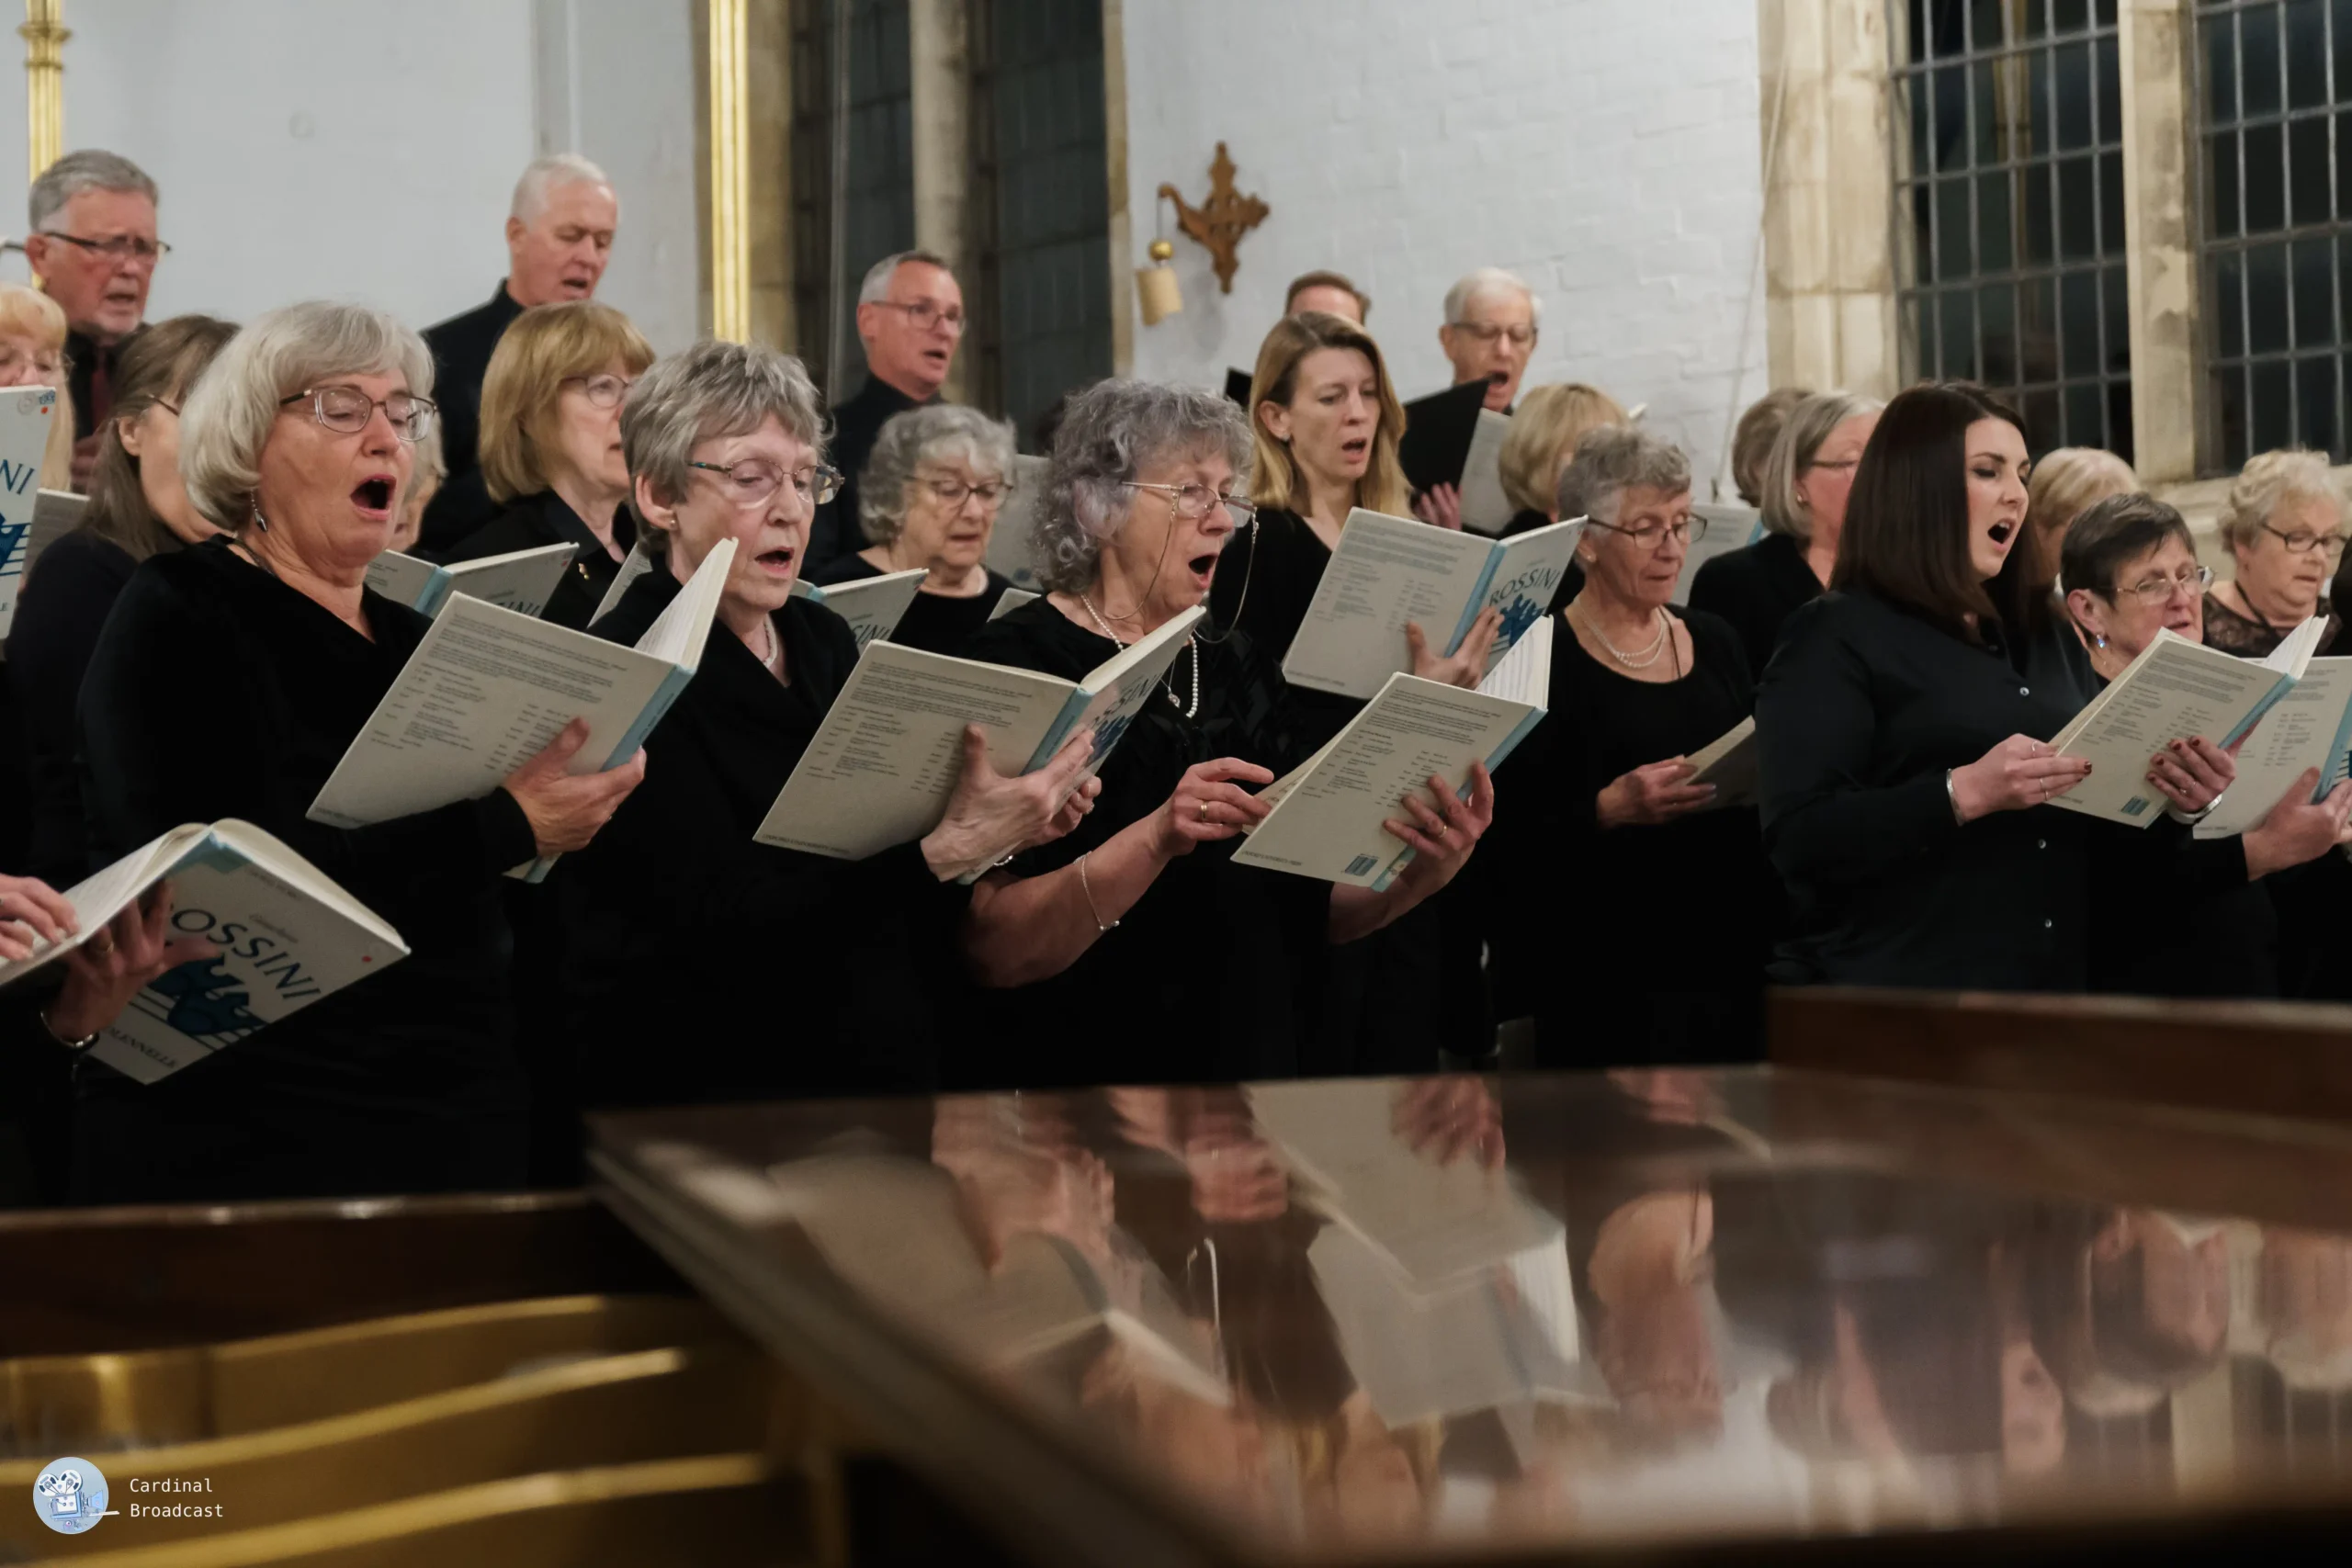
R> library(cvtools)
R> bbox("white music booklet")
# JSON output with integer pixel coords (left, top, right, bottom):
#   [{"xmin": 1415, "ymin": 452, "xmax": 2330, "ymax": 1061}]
[
  {"xmin": 364, "ymin": 541, "xmax": 576, "ymax": 620},
  {"xmin": 2047, "ymin": 616, "xmax": 2325, "ymax": 828},
  {"xmin": 307, "ymin": 540, "xmax": 736, "ymax": 879},
  {"xmin": 1281, "ymin": 508, "xmax": 1577, "ymax": 701},
  {"xmin": 754, "ymin": 604, "xmax": 1203, "ymax": 862},
  {"xmin": 0, "ymin": 386, "xmax": 59, "ymax": 639},
  {"xmin": 1234, "ymin": 617, "xmax": 1551, "ymax": 888},
  {"xmin": 2199, "ymin": 654, "xmax": 2352, "ymax": 838},
  {"xmin": 0, "ymin": 819, "xmax": 406, "ymax": 1084},
  {"xmin": 791, "ymin": 567, "xmax": 926, "ymax": 651},
  {"xmin": 1687, "ymin": 716, "xmax": 1758, "ymax": 808}
]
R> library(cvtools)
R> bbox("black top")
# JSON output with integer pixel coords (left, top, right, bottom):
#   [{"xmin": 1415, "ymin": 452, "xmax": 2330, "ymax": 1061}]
[
  {"xmin": 961, "ymin": 601, "xmax": 1329, "ymax": 1088},
  {"xmin": 1687, "ymin": 531, "xmax": 1821, "ymax": 679},
  {"xmin": 8, "ymin": 529, "xmax": 141, "ymax": 885},
  {"xmin": 810, "ymin": 376, "xmax": 931, "ymax": 573},
  {"xmin": 1757, "ymin": 589, "xmax": 2086, "ymax": 991},
  {"xmin": 2200, "ymin": 590, "xmax": 2340, "ymax": 658},
  {"xmin": 440, "ymin": 489, "xmax": 636, "ymax": 632},
  {"xmin": 807, "ymin": 551, "xmax": 1013, "ymax": 656},
  {"xmin": 551, "ymin": 570, "xmax": 963, "ymax": 1102},
  {"xmin": 64, "ymin": 327, "xmax": 134, "ymax": 442},
  {"xmin": 73, "ymin": 539, "xmax": 537, "ymax": 1200},
  {"xmin": 418, "ymin": 280, "xmax": 526, "ymax": 552},
  {"xmin": 1485, "ymin": 609, "xmax": 1777, "ymax": 1063},
  {"xmin": 1208, "ymin": 507, "xmax": 1363, "ymax": 753}
]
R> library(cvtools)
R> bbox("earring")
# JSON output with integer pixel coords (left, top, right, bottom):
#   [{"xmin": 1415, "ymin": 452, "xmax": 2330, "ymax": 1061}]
[
  {"xmin": 248, "ymin": 496, "xmax": 269, "ymax": 534},
  {"xmin": 2093, "ymin": 633, "xmax": 2108, "ymax": 649}
]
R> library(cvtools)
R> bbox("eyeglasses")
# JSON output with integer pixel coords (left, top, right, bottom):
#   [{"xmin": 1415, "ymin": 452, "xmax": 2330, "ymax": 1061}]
[
  {"xmin": 40, "ymin": 231, "xmax": 170, "ymax": 264},
  {"xmin": 2113, "ymin": 563, "xmax": 2214, "ymax": 605},
  {"xmin": 1447, "ymin": 321, "xmax": 1537, "ymax": 348},
  {"xmin": 873, "ymin": 299, "xmax": 967, "ymax": 333},
  {"xmin": 1122, "ymin": 480, "xmax": 1257, "ymax": 525},
  {"xmin": 279, "ymin": 386, "xmax": 436, "ymax": 444},
  {"xmin": 1585, "ymin": 514, "xmax": 1708, "ymax": 550},
  {"xmin": 0, "ymin": 346, "xmax": 69, "ymax": 382},
  {"xmin": 560, "ymin": 373, "xmax": 635, "ymax": 410},
  {"xmin": 2262, "ymin": 523, "xmax": 2350, "ymax": 557},
  {"xmin": 922, "ymin": 477, "xmax": 1008, "ymax": 509},
  {"xmin": 688, "ymin": 458, "xmax": 844, "ymax": 509}
]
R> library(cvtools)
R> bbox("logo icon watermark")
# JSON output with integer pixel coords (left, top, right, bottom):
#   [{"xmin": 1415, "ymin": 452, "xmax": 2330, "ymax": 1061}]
[{"xmin": 32, "ymin": 1457, "xmax": 109, "ymax": 1535}]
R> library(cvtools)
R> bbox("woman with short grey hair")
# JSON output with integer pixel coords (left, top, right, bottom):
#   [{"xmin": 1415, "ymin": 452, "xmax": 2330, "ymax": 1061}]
[
  {"xmin": 1482, "ymin": 423, "xmax": 1780, "ymax": 1068},
  {"xmin": 1690, "ymin": 390, "xmax": 1883, "ymax": 677},
  {"xmin": 808, "ymin": 402, "xmax": 1022, "ymax": 653},
  {"xmin": 550, "ymin": 339, "xmax": 1097, "ymax": 1107},
  {"xmin": 2204, "ymin": 447, "xmax": 2348, "ymax": 657},
  {"xmin": 956, "ymin": 377, "xmax": 1493, "ymax": 1089},
  {"xmin": 74, "ymin": 300, "xmax": 647, "ymax": 1203}
]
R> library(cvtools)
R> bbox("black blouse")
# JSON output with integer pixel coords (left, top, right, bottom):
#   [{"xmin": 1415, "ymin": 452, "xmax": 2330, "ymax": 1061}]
[
  {"xmin": 1687, "ymin": 531, "xmax": 1821, "ymax": 679},
  {"xmin": 9, "ymin": 529, "xmax": 142, "ymax": 886},
  {"xmin": 806, "ymin": 550, "xmax": 1014, "ymax": 656},
  {"xmin": 551, "ymin": 570, "xmax": 963, "ymax": 1102},
  {"xmin": 1208, "ymin": 508, "xmax": 1363, "ymax": 754},
  {"xmin": 440, "ymin": 489, "xmax": 635, "ymax": 632},
  {"xmin": 1757, "ymin": 589, "xmax": 2087, "ymax": 991},
  {"xmin": 1484, "ymin": 609, "xmax": 1777, "ymax": 1065},
  {"xmin": 960, "ymin": 600, "xmax": 1329, "ymax": 1088},
  {"xmin": 72, "ymin": 539, "xmax": 537, "ymax": 1201}
]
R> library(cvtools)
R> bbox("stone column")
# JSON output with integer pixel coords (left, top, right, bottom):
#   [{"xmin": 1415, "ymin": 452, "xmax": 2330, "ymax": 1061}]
[
  {"xmin": 910, "ymin": 0, "xmax": 971, "ymax": 403},
  {"xmin": 1759, "ymin": 0, "xmax": 1899, "ymax": 399},
  {"xmin": 2118, "ymin": 0, "xmax": 2200, "ymax": 485}
]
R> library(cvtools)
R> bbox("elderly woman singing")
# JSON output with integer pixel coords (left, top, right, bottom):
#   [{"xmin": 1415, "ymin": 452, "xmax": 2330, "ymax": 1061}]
[{"xmin": 959, "ymin": 379, "xmax": 1493, "ymax": 1089}]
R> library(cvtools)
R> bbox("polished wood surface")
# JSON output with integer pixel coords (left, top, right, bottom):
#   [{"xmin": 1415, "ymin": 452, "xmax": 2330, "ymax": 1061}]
[
  {"xmin": 1770, "ymin": 986, "xmax": 2352, "ymax": 1125},
  {"xmin": 589, "ymin": 1071, "xmax": 2352, "ymax": 1565}
]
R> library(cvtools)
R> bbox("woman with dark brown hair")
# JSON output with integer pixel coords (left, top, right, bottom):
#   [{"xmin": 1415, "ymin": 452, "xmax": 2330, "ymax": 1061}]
[{"xmin": 9, "ymin": 314, "xmax": 236, "ymax": 886}]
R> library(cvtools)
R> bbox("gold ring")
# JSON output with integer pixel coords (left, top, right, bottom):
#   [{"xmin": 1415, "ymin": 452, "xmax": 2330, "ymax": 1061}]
[{"xmin": 1198, "ymin": 800, "xmax": 1212, "ymax": 822}]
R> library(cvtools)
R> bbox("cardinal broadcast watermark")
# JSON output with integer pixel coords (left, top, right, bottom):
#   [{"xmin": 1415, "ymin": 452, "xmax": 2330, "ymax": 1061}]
[{"xmin": 32, "ymin": 1460, "xmax": 225, "ymax": 1537}]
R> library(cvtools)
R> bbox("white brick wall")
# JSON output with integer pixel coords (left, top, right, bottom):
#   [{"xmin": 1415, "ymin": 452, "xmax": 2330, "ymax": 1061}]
[{"xmin": 1121, "ymin": 0, "xmax": 1769, "ymax": 491}]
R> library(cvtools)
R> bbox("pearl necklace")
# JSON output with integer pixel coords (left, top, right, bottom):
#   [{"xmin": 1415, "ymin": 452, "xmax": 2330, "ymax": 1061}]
[
  {"xmin": 1080, "ymin": 593, "xmax": 1200, "ymax": 717},
  {"xmin": 1571, "ymin": 603, "xmax": 1671, "ymax": 670}
]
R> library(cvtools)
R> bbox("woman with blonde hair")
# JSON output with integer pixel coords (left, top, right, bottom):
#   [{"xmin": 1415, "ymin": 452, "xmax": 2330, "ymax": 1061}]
[
  {"xmin": 1990, "ymin": 446, "xmax": 2136, "ymax": 699},
  {"xmin": 2204, "ymin": 448, "xmax": 2346, "ymax": 657},
  {"xmin": 440, "ymin": 300, "xmax": 655, "ymax": 628},
  {"xmin": 0, "ymin": 282, "xmax": 77, "ymax": 491},
  {"xmin": 2022, "ymin": 446, "xmax": 2136, "ymax": 590},
  {"xmin": 1498, "ymin": 381, "xmax": 1629, "ymax": 534}
]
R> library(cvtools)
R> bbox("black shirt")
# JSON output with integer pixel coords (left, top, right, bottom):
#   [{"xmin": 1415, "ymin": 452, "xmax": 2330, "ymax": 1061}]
[
  {"xmin": 1757, "ymin": 589, "xmax": 2086, "ymax": 991},
  {"xmin": 810, "ymin": 376, "xmax": 931, "ymax": 572},
  {"xmin": 960, "ymin": 600, "xmax": 1329, "ymax": 1088},
  {"xmin": 1688, "ymin": 531, "xmax": 1821, "ymax": 679},
  {"xmin": 8, "ymin": 528, "xmax": 142, "ymax": 885},
  {"xmin": 1486, "ymin": 609, "xmax": 1776, "ymax": 1065},
  {"xmin": 64, "ymin": 327, "xmax": 135, "ymax": 443},
  {"xmin": 807, "ymin": 551, "xmax": 1013, "ymax": 656},
  {"xmin": 441, "ymin": 489, "xmax": 636, "ymax": 632},
  {"xmin": 72, "ymin": 539, "xmax": 537, "ymax": 1201},
  {"xmin": 418, "ymin": 280, "xmax": 526, "ymax": 552},
  {"xmin": 551, "ymin": 569, "xmax": 962, "ymax": 1101},
  {"xmin": 1208, "ymin": 508, "xmax": 1362, "ymax": 754}
]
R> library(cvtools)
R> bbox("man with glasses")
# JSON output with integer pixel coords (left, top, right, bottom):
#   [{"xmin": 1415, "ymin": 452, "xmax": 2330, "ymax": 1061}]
[
  {"xmin": 808, "ymin": 249, "xmax": 967, "ymax": 572},
  {"xmin": 418, "ymin": 153, "xmax": 620, "ymax": 551},
  {"xmin": 1440, "ymin": 266, "xmax": 1540, "ymax": 414},
  {"xmin": 23, "ymin": 150, "xmax": 165, "ymax": 491}
]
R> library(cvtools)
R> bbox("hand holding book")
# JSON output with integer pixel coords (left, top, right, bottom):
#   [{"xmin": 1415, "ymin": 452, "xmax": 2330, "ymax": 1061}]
[
  {"xmin": 921, "ymin": 725, "xmax": 1103, "ymax": 882},
  {"xmin": 1405, "ymin": 604, "xmax": 1501, "ymax": 689},
  {"xmin": 2142, "ymin": 736, "xmax": 2237, "ymax": 818},
  {"xmin": 2243, "ymin": 767, "xmax": 2352, "ymax": 880},
  {"xmin": 503, "ymin": 716, "xmax": 649, "ymax": 857},
  {"xmin": 47, "ymin": 885, "xmax": 218, "ymax": 1043},
  {"xmin": 1949, "ymin": 734, "xmax": 2094, "ymax": 821},
  {"xmin": 1598, "ymin": 758, "xmax": 1715, "ymax": 827},
  {"xmin": 1150, "ymin": 759, "xmax": 1275, "ymax": 859},
  {"xmin": 1372, "ymin": 762, "xmax": 1494, "ymax": 898}
]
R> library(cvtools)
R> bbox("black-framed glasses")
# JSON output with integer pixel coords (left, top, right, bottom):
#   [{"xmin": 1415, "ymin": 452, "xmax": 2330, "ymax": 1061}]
[
  {"xmin": 40, "ymin": 231, "xmax": 170, "ymax": 264},
  {"xmin": 2112, "ymin": 564, "xmax": 2214, "ymax": 606},
  {"xmin": 689, "ymin": 458, "xmax": 843, "ymax": 509},
  {"xmin": 279, "ymin": 386, "xmax": 436, "ymax": 444},
  {"xmin": 872, "ymin": 299, "xmax": 966, "ymax": 333},
  {"xmin": 922, "ymin": 476, "xmax": 1008, "ymax": 509},
  {"xmin": 2261, "ymin": 523, "xmax": 2350, "ymax": 558},
  {"xmin": 1447, "ymin": 321, "xmax": 1536, "ymax": 347},
  {"xmin": 560, "ymin": 373, "xmax": 635, "ymax": 410},
  {"xmin": 1122, "ymin": 480, "xmax": 1256, "ymax": 525},
  {"xmin": 1585, "ymin": 514, "xmax": 1707, "ymax": 550}
]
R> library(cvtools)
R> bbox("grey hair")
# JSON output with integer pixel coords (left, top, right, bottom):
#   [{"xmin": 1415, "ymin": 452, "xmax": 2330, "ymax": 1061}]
[
  {"xmin": 857, "ymin": 249, "xmax": 954, "ymax": 307},
  {"xmin": 511, "ymin": 152, "xmax": 615, "ymax": 222},
  {"xmin": 1443, "ymin": 265, "xmax": 1541, "ymax": 327},
  {"xmin": 621, "ymin": 338, "xmax": 827, "ymax": 517},
  {"xmin": 1033, "ymin": 378, "xmax": 1252, "ymax": 595},
  {"xmin": 859, "ymin": 404, "xmax": 1016, "ymax": 546},
  {"xmin": 2221, "ymin": 447, "xmax": 2344, "ymax": 552},
  {"xmin": 178, "ymin": 301, "xmax": 433, "ymax": 534},
  {"xmin": 29, "ymin": 149, "xmax": 157, "ymax": 231},
  {"xmin": 1759, "ymin": 390, "xmax": 1883, "ymax": 538},
  {"xmin": 1556, "ymin": 423, "xmax": 1692, "ymax": 527}
]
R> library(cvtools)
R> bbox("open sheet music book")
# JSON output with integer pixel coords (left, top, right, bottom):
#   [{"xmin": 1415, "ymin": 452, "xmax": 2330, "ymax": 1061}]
[
  {"xmin": 1235, "ymin": 617, "xmax": 1551, "ymax": 888},
  {"xmin": 1397, "ymin": 379, "xmax": 1490, "ymax": 497},
  {"xmin": 24, "ymin": 486, "xmax": 84, "ymax": 585},
  {"xmin": 2048, "ymin": 617, "xmax": 2326, "ymax": 827},
  {"xmin": 1674, "ymin": 503, "xmax": 1763, "ymax": 604},
  {"xmin": 307, "ymin": 540, "xmax": 736, "ymax": 879},
  {"xmin": 0, "ymin": 819, "xmax": 407, "ymax": 1084},
  {"xmin": 984, "ymin": 454, "xmax": 1048, "ymax": 591},
  {"xmin": 2199, "ymin": 654, "xmax": 2352, "ymax": 837},
  {"xmin": 753, "ymin": 605, "xmax": 1203, "ymax": 861},
  {"xmin": 1281, "ymin": 509, "xmax": 1577, "ymax": 700},
  {"xmin": 791, "ymin": 568, "xmax": 926, "ymax": 651},
  {"xmin": 988, "ymin": 587, "xmax": 1040, "ymax": 621},
  {"xmin": 1455, "ymin": 409, "xmax": 1515, "ymax": 536},
  {"xmin": 591, "ymin": 541, "xmax": 656, "ymax": 626},
  {"xmin": 363, "ymin": 542, "xmax": 576, "ymax": 620},
  {"xmin": 0, "ymin": 386, "xmax": 59, "ymax": 639},
  {"xmin": 1687, "ymin": 716, "xmax": 1758, "ymax": 808}
]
